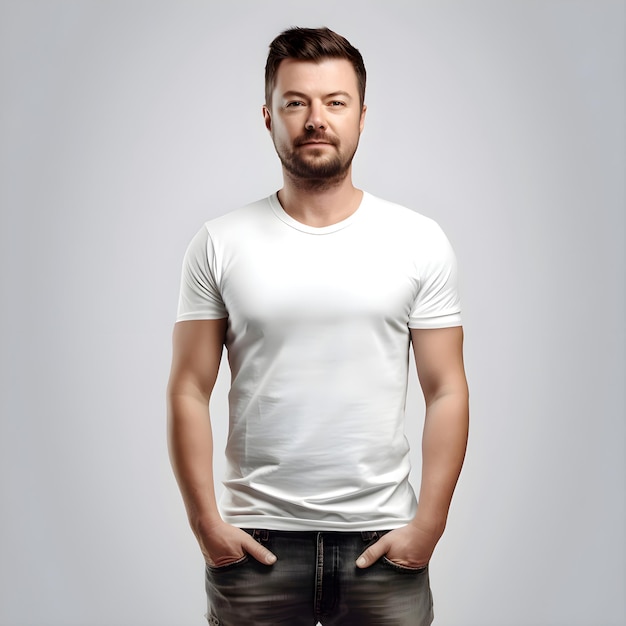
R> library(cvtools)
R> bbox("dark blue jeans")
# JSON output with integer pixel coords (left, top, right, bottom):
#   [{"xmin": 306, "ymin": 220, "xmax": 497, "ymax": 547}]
[{"xmin": 205, "ymin": 529, "xmax": 434, "ymax": 625}]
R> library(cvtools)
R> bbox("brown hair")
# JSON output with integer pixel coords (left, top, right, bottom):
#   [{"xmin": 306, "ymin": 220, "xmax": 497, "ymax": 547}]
[{"xmin": 265, "ymin": 27, "xmax": 366, "ymax": 108}]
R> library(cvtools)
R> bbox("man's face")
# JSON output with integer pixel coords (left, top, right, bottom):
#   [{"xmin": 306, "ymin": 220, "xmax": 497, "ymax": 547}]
[{"xmin": 263, "ymin": 58, "xmax": 366, "ymax": 184}]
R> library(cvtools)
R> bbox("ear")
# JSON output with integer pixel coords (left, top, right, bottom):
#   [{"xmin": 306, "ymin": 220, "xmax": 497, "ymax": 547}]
[
  {"xmin": 359, "ymin": 104, "xmax": 367, "ymax": 133},
  {"xmin": 262, "ymin": 105, "xmax": 272, "ymax": 132}
]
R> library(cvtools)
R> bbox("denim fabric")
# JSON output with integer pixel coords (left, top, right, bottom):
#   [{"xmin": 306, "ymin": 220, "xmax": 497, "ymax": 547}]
[{"xmin": 205, "ymin": 529, "xmax": 434, "ymax": 626}]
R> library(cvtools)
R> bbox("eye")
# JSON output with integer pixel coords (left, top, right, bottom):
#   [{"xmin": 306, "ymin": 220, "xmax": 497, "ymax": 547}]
[
  {"xmin": 285, "ymin": 101, "xmax": 305, "ymax": 108},
  {"xmin": 329, "ymin": 101, "xmax": 346, "ymax": 107}
]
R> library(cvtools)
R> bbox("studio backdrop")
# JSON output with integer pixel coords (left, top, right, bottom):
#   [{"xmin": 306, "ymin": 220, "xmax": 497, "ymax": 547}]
[{"xmin": 0, "ymin": 1, "xmax": 624, "ymax": 625}]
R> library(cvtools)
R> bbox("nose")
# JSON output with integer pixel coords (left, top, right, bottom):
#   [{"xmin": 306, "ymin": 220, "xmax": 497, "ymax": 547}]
[{"xmin": 305, "ymin": 101, "xmax": 326, "ymax": 131}]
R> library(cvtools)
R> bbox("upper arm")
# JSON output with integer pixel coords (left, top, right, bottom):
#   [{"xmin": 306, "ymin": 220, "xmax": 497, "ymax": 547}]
[
  {"xmin": 167, "ymin": 318, "xmax": 228, "ymax": 403},
  {"xmin": 410, "ymin": 326, "xmax": 468, "ymax": 404}
]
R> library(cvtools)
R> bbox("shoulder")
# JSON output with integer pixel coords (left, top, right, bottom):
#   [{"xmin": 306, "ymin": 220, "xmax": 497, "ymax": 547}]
[
  {"xmin": 203, "ymin": 196, "xmax": 273, "ymax": 237},
  {"xmin": 362, "ymin": 193, "xmax": 449, "ymax": 244},
  {"xmin": 182, "ymin": 196, "xmax": 273, "ymax": 262}
]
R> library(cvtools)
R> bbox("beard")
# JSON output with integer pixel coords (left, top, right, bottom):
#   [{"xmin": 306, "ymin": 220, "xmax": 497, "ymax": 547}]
[{"xmin": 273, "ymin": 130, "xmax": 359, "ymax": 189}]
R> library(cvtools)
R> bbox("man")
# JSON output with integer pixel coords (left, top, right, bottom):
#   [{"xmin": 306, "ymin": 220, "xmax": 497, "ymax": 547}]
[{"xmin": 167, "ymin": 27, "xmax": 469, "ymax": 626}]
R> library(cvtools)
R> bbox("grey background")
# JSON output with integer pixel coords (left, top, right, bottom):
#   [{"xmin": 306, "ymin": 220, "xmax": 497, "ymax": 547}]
[{"xmin": 1, "ymin": 1, "xmax": 624, "ymax": 625}]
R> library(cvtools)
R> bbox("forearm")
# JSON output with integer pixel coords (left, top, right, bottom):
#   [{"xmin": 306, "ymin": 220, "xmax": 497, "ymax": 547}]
[
  {"xmin": 167, "ymin": 393, "xmax": 221, "ymax": 528},
  {"xmin": 167, "ymin": 392, "xmax": 278, "ymax": 566},
  {"xmin": 355, "ymin": 389, "xmax": 469, "ymax": 570},
  {"xmin": 413, "ymin": 389, "xmax": 469, "ymax": 534}
]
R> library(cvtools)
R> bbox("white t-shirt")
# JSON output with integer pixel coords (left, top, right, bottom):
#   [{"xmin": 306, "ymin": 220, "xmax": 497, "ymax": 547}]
[{"xmin": 177, "ymin": 192, "xmax": 462, "ymax": 531}]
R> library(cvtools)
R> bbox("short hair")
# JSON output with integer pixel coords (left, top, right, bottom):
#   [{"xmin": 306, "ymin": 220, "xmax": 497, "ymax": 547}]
[{"xmin": 265, "ymin": 27, "xmax": 366, "ymax": 108}]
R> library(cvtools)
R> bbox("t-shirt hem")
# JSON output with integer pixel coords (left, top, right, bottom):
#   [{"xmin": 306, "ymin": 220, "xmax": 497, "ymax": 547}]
[
  {"xmin": 408, "ymin": 312, "xmax": 462, "ymax": 329},
  {"xmin": 222, "ymin": 515, "xmax": 413, "ymax": 532},
  {"xmin": 176, "ymin": 312, "xmax": 228, "ymax": 322}
]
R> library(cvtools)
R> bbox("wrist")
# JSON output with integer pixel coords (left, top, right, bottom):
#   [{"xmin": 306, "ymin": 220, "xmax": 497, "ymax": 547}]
[
  {"xmin": 189, "ymin": 510, "xmax": 224, "ymax": 535},
  {"xmin": 410, "ymin": 509, "xmax": 447, "ymax": 537}
]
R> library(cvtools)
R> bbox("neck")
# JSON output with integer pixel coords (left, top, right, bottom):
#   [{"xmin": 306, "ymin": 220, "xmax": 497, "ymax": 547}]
[{"xmin": 277, "ymin": 169, "xmax": 363, "ymax": 227}]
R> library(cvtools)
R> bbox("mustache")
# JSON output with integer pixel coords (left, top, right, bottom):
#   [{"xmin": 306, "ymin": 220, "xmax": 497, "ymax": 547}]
[{"xmin": 294, "ymin": 131, "xmax": 339, "ymax": 147}]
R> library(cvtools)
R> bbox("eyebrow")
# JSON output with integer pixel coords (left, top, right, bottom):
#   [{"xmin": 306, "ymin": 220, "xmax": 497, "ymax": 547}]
[{"xmin": 281, "ymin": 90, "xmax": 354, "ymax": 101}]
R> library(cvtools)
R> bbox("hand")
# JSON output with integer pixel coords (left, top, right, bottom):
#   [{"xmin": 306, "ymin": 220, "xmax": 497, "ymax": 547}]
[
  {"xmin": 193, "ymin": 518, "xmax": 277, "ymax": 567},
  {"xmin": 355, "ymin": 522, "xmax": 442, "ymax": 569}
]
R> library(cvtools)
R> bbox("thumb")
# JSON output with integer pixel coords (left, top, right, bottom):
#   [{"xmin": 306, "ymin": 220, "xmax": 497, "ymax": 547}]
[
  {"xmin": 356, "ymin": 537, "xmax": 389, "ymax": 569},
  {"xmin": 242, "ymin": 534, "xmax": 277, "ymax": 566}
]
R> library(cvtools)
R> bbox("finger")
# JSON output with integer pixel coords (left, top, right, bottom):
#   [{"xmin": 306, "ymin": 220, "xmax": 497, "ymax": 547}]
[
  {"xmin": 355, "ymin": 537, "xmax": 389, "ymax": 569},
  {"xmin": 242, "ymin": 534, "xmax": 277, "ymax": 565}
]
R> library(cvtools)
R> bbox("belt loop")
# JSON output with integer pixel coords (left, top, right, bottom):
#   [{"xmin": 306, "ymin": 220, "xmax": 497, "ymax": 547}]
[
  {"xmin": 252, "ymin": 529, "xmax": 270, "ymax": 542},
  {"xmin": 361, "ymin": 530, "xmax": 379, "ymax": 542}
]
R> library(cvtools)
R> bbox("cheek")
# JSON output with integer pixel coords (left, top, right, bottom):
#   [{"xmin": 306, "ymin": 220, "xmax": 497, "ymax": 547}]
[
  {"xmin": 271, "ymin": 126, "xmax": 294, "ymax": 152},
  {"xmin": 276, "ymin": 120, "xmax": 300, "ymax": 143},
  {"xmin": 272, "ymin": 125, "xmax": 288, "ymax": 143}
]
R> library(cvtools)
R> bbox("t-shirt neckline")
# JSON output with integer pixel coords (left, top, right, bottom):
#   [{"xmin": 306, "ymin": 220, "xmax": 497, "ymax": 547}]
[{"xmin": 268, "ymin": 192, "xmax": 369, "ymax": 235}]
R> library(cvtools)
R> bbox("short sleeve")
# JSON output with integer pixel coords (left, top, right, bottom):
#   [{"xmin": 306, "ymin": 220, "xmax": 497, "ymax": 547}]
[
  {"xmin": 176, "ymin": 226, "xmax": 228, "ymax": 321},
  {"xmin": 408, "ymin": 224, "xmax": 462, "ymax": 329}
]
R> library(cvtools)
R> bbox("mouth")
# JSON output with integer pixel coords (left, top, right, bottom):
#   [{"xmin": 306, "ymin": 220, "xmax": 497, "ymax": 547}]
[
  {"xmin": 298, "ymin": 141, "xmax": 334, "ymax": 147},
  {"xmin": 296, "ymin": 134, "xmax": 336, "ymax": 147}
]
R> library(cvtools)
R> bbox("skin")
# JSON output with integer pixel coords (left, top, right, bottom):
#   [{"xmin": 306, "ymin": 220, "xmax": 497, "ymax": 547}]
[
  {"xmin": 262, "ymin": 58, "xmax": 367, "ymax": 226},
  {"xmin": 356, "ymin": 325, "xmax": 469, "ymax": 569},
  {"xmin": 167, "ymin": 318, "xmax": 276, "ymax": 567},
  {"xmin": 167, "ymin": 56, "xmax": 469, "ymax": 571}
]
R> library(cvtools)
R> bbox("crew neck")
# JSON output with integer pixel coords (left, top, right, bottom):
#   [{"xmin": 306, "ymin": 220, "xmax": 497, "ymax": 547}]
[{"xmin": 268, "ymin": 192, "xmax": 369, "ymax": 235}]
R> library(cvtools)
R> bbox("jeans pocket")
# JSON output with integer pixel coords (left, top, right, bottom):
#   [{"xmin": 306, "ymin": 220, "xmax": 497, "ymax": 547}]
[
  {"xmin": 205, "ymin": 554, "xmax": 249, "ymax": 573},
  {"xmin": 381, "ymin": 555, "xmax": 428, "ymax": 574}
]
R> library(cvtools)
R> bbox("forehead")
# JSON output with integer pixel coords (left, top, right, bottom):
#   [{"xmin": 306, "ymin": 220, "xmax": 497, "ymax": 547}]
[{"xmin": 273, "ymin": 58, "xmax": 359, "ymax": 98}]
